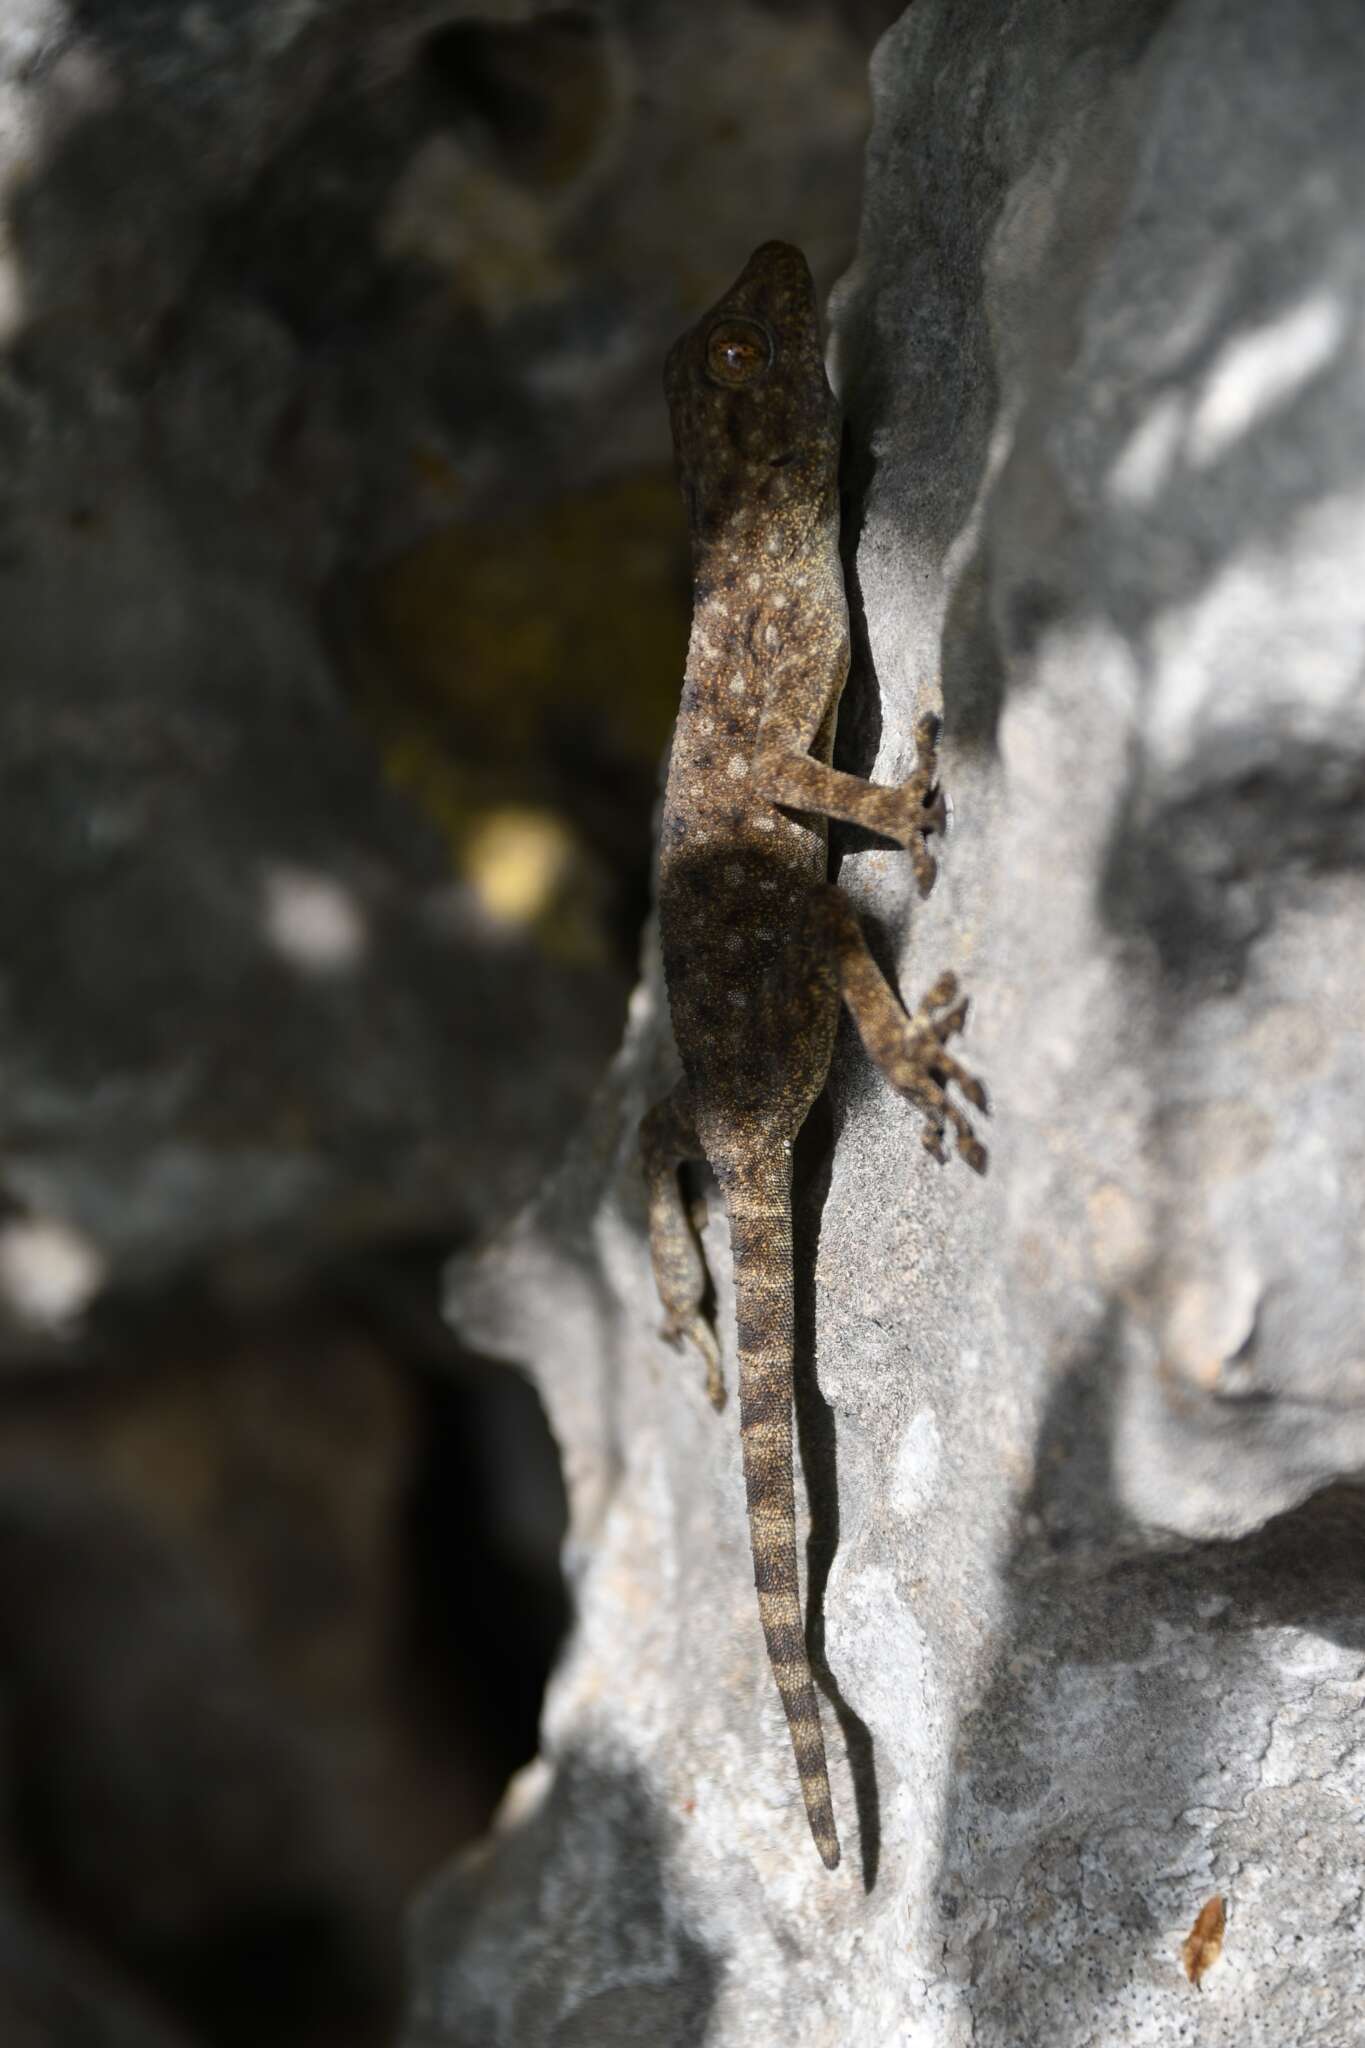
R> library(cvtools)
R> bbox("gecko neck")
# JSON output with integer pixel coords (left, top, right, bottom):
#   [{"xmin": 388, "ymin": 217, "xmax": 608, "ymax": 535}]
[{"xmin": 690, "ymin": 494, "xmax": 838, "ymax": 586}]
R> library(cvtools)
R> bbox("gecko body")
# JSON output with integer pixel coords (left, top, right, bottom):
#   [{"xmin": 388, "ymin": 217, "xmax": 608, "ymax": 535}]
[{"xmin": 643, "ymin": 243, "xmax": 985, "ymax": 1870}]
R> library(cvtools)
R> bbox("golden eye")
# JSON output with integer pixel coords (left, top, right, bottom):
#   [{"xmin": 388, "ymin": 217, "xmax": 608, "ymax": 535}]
[{"xmin": 704, "ymin": 317, "xmax": 772, "ymax": 387}]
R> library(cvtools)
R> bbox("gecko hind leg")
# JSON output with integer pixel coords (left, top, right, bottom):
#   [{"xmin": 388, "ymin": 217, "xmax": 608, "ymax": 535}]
[
  {"xmin": 640, "ymin": 1082, "xmax": 725, "ymax": 1410},
  {"xmin": 792, "ymin": 884, "xmax": 989, "ymax": 1174}
]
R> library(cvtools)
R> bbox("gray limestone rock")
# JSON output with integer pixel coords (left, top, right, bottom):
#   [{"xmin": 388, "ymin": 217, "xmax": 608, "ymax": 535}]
[{"xmin": 427, "ymin": 1, "xmax": 1365, "ymax": 2042}]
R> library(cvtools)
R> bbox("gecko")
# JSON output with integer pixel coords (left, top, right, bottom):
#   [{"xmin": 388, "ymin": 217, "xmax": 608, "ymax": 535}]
[{"xmin": 641, "ymin": 242, "xmax": 987, "ymax": 1871}]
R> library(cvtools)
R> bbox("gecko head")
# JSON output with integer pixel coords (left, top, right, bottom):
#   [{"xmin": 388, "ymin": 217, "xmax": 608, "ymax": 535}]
[{"xmin": 663, "ymin": 241, "xmax": 840, "ymax": 556}]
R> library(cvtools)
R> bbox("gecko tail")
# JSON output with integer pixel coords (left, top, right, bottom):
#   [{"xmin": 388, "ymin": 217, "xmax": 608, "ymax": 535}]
[{"xmin": 726, "ymin": 1146, "xmax": 840, "ymax": 1871}]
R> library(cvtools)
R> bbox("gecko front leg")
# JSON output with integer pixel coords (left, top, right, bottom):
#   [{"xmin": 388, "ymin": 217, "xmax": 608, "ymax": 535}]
[{"xmin": 757, "ymin": 708, "xmax": 949, "ymax": 893}]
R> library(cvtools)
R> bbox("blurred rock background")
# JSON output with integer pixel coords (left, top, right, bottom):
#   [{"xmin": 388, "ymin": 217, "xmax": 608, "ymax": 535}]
[{"xmin": 0, "ymin": 0, "xmax": 892, "ymax": 2039}]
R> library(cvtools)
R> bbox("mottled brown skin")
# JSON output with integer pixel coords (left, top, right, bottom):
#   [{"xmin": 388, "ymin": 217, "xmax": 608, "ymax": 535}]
[{"xmin": 642, "ymin": 243, "xmax": 987, "ymax": 1871}]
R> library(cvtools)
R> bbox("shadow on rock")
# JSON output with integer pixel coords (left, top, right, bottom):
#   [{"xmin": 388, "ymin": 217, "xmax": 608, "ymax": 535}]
[
  {"xmin": 405, "ymin": 1750, "xmax": 722, "ymax": 2048},
  {"xmin": 793, "ymin": 1096, "xmax": 880, "ymax": 1891}
]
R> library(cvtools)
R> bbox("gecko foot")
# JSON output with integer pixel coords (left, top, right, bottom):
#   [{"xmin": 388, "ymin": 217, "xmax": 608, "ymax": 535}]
[
  {"xmin": 887, "ymin": 712, "xmax": 948, "ymax": 894},
  {"xmin": 894, "ymin": 970, "xmax": 989, "ymax": 1174},
  {"xmin": 663, "ymin": 1312, "xmax": 727, "ymax": 1411}
]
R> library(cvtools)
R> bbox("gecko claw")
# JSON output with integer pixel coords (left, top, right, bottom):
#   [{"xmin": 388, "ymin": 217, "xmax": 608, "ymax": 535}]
[
  {"xmin": 664, "ymin": 1313, "xmax": 726, "ymax": 1411},
  {"xmin": 911, "ymin": 843, "xmax": 939, "ymax": 897},
  {"xmin": 895, "ymin": 972, "xmax": 990, "ymax": 1176},
  {"xmin": 920, "ymin": 1123, "xmax": 948, "ymax": 1165},
  {"xmin": 894, "ymin": 713, "xmax": 952, "ymax": 891},
  {"xmin": 959, "ymin": 1133, "xmax": 989, "ymax": 1174}
]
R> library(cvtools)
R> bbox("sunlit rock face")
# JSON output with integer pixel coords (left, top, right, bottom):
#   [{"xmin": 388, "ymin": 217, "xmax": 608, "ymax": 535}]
[{"xmin": 425, "ymin": 3, "xmax": 1365, "ymax": 2044}]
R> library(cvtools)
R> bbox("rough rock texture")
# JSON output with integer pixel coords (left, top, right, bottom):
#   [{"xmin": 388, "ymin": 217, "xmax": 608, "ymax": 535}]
[{"xmin": 424, "ymin": 2, "xmax": 1365, "ymax": 2042}]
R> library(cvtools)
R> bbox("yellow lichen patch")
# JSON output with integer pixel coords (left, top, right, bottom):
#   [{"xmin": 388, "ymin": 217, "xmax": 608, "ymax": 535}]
[
  {"xmin": 343, "ymin": 468, "xmax": 687, "ymax": 966},
  {"xmin": 464, "ymin": 805, "xmax": 574, "ymax": 927},
  {"xmin": 360, "ymin": 467, "xmax": 686, "ymax": 771}
]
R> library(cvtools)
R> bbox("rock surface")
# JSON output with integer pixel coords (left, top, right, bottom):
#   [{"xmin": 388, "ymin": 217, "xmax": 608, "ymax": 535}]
[{"xmin": 426, "ymin": 1, "xmax": 1365, "ymax": 2042}]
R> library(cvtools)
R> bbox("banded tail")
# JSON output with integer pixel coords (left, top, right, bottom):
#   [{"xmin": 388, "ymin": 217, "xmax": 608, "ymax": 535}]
[{"xmin": 726, "ymin": 1145, "xmax": 840, "ymax": 1870}]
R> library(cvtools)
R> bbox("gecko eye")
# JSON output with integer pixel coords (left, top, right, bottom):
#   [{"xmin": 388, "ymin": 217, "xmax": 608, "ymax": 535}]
[{"xmin": 704, "ymin": 316, "xmax": 773, "ymax": 388}]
